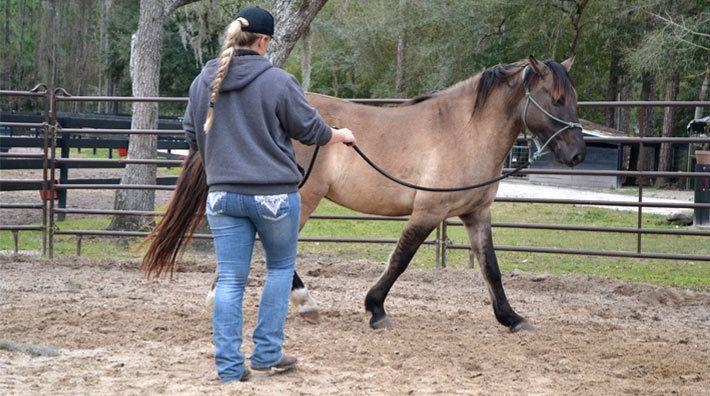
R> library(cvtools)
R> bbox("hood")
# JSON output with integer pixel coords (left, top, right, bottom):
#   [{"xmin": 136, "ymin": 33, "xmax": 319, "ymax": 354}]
[{"xmin": 200, "ymin": 55, "xmax": 273, "ymax": 91}]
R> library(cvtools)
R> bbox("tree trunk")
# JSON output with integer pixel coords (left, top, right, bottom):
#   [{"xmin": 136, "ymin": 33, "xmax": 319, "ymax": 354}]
[
  {"xmin": 268, "ymin": 0, "xmax": 328, "ymax": 67},
  {"xmin": 110, "ymin": 0, "xmax": 326, "ymax": 230},
  {"xmin": 4, "ymin": 0, "xmax": 10, "ymax": 46},
  {"xmin": 300, "ymin": 26, "xmax": 312, "ymax": 91},
  {"xmin": 696, "ymin": 68, "xmax": 709, "ymax": 120},
  {"xmin": 18, "ymin": 0, "xmax": 26, "ymax": 85},
  {"xmin": 605, "ymin": 48, "xmax": 621, "ymax": 128},
  {"xmin": 3, "ymin": 0, "xmax": 10, "ymax": 88},
  {"xmin": 395, "ymin": 37, "xmax": 404, "ymax": 94},
  {"xmin": 655, "ymin": 70, "xmax": 680, "ymax": 188},
  {"xmin": 48, "ymin": 0, "xmax": 58, "ymax": 89},
  {"xmin": 35, "ymin": 0, "xmax": 43, "ymax": 84},
  {"xmin": 393, "ymin": 0, "xmax": 406, "ymax": 94},
  {"xmin": 567, "ymin": 0, "xmax": 589, "ymax": 58},
  {"xmin": 630, "ymin": 71, "xmax": 656, "ymax": 186},
  {"xmin": 109, "ymin": 0, "xmax": 199, "ymax": 231},
  {"xmin": 618, "ymin": 77, "xmax": 631, "ymax": 133}
]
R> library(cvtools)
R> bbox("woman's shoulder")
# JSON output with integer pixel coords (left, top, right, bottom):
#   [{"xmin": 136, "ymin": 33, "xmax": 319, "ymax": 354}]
[{"xmin": 263, "ymin": 67, "xmax": 298, "ymax": 83}]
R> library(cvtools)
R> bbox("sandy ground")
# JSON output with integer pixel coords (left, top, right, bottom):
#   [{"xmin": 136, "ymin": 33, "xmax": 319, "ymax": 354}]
[{"xmin": 0, "ymin": 253, "xmax": 708, "ymax": 395}]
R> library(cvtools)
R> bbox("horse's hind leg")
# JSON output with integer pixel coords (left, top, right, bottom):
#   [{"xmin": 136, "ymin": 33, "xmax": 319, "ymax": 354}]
[
  {"xmin": 365, "ymin": 215, "xmax": 440, "ymax": 330},
  {"xmin": 460, "ymin": 210, "xmax": 534, "ymax": 332},
  {"xmin": 289, "ymin": 183, "xmax": 329, "ymax": 323},
  {"xmin": 290, "ymin": 270, "xmax": 319, "ymax": 323}
]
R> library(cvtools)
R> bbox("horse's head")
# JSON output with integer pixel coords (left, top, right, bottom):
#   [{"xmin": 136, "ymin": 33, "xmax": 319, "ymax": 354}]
[{"xmin": 520, "ymin": 55, "xmax": 586, "ymax": 167}]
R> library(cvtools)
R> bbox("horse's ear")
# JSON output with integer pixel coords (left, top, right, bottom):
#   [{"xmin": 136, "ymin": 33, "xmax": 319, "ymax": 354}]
[
  {"xmin": 561, "ymin": 56, "xmax": 575, "ymax": 71},
  {"xmin": 527, "ymin": 55, "xmax": 546, "ymax": 76}
]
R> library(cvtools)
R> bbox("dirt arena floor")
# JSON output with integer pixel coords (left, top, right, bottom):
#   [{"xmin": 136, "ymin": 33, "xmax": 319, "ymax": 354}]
[{"xmin": 0, "ymin": 253, "xmax": 708, "ymax": 395}]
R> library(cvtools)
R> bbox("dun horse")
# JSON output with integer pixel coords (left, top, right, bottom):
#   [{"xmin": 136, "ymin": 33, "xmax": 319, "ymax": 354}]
[{"xmin": 142, "ymin": 56, "xmax": 586, "ymax": 333}]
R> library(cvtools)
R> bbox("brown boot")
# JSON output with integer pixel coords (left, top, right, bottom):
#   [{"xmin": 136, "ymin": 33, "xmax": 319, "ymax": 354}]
[{"xmin": 251, "ymin": 354, "xmax": 298, "ymax": 372}]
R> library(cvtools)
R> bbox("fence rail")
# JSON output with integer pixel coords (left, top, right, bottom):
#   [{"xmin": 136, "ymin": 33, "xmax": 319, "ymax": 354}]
[{"xmin": 1, "ymin": 87, "xmax": 709, "ymax": 265}]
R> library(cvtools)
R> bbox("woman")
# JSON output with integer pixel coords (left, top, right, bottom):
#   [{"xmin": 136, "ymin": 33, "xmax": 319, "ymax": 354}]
[{"xmin": 182, "ymin": 6, "xmax": 355, "ymax": 383}]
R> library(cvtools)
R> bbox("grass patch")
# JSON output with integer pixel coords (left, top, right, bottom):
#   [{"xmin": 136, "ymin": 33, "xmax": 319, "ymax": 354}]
[
  {"xmin": 0, "ymin": 217, "xmax": 145, "ymax": 259},
  {"xmin": 1, "ymin": 200, "xmax": 708, "ymax": 288}
]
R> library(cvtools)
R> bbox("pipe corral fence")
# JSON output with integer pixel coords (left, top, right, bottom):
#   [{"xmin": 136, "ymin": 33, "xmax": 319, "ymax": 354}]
[{"xmin": 1, "ymin": 85, "xmax": 709, "ymax": 266}]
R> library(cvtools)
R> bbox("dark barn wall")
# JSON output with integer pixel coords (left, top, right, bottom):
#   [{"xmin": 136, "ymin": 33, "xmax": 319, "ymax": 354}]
[{"xmin": 529, "ymin": 143, "xmax": 621, "ymax": 189}]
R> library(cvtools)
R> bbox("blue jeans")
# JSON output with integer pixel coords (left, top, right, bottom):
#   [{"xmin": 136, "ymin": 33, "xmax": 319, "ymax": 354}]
[{"xmin": 206, "ymin": 191, "xmax": 300, "ymax": 383}]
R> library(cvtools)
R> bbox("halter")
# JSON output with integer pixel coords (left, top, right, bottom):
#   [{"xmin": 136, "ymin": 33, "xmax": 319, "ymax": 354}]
[{"xmin": 523, "ymin": 88, "xmax": 582, "ymax": 162}]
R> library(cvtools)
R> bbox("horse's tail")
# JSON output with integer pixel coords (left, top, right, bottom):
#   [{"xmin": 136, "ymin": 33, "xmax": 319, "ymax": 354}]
[{"xmin": 141, "ymin": 151, "xmax": 208, "ymax": 278}]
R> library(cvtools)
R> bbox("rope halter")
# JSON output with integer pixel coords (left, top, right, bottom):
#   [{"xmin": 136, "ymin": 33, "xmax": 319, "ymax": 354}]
[{"xmin": 522, "ymin": 89, "xmax": 582, "ymax": 162}]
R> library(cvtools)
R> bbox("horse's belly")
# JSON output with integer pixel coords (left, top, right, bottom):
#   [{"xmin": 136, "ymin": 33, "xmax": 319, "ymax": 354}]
[{"xmin": 326, "ymin": 183, "xmax": 415, "ymax": 217}]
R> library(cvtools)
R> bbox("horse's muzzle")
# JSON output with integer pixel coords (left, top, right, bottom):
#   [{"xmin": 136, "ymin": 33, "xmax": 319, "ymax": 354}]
[
  {"xmin": 554, "ymin": 134, "xmax": 586, "ymax": 167},
  {"xmin": 561, "ymin": 144, "xmax": 586, "ymax": 167}
]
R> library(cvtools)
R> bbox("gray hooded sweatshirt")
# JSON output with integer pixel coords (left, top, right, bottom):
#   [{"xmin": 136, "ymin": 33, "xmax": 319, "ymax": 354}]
[{"xmin": 183, "ymin": 53, "xmax": 332, "ymax": 195}]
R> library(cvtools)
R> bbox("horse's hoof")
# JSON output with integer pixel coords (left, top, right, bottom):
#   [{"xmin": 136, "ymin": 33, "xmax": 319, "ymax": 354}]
[
  {"xmin": 205, "ymin": 289, "xmax": 215, "ymax": 309},
  {"xmin": 299, "ymin": 309, "xmax": 320, "ymax": 324},
  {"xmin": 370, "ymin": 315, "xmax": 394, "ymax": 330},
  {"xmin": 510, "ymin": 320, "xmax": 535, "ymax": 333}
]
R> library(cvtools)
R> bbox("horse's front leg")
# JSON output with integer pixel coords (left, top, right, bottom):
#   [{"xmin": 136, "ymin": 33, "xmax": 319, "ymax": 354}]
[
  {"xmin": 365, "ymin": 215, "xmax": 440, "ymax": 330},
  {"xmin": 460, "ymin": 210, "xmax": 534, "ymax": 332}
]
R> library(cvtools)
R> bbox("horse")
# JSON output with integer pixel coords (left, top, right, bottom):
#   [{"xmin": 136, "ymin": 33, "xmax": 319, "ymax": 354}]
[{"xmin": 142, "ymin": 55, "xmax": 586, "ymax": 333}]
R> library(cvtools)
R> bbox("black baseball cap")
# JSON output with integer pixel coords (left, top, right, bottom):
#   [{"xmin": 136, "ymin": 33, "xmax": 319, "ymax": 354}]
[{"xmin": 235, "ymin": 6, "xmax": 274, "ymax": 36}]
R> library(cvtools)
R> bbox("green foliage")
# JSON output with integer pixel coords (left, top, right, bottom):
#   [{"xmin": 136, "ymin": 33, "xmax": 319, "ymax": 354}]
[{"xmin": 1, "ymin": 0, "xmax": 706, "ymax": 169}]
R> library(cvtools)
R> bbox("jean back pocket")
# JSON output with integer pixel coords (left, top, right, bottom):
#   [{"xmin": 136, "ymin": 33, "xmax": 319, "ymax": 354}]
[
  {"xmin": 206, "ymin": 191, "xmax": 227, "ymax": 215},
  {"xmin": 254, "ymin": 194, "xmax": 290, "ymax": 221}
]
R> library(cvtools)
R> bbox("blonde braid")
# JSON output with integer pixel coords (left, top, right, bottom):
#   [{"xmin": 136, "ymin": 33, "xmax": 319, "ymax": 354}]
[{"xmin": 204, "ymin": 17, "xmax": 249, "ymax": 133}]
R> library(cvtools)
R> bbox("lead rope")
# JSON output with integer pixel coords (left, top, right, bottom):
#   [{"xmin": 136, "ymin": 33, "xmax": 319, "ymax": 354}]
[
  {"xmin": 298, "ymin": 145, "xmax": 320, "ymax": 189},
  {"xmin": 298, "ymin": 90, "xmax": 580, "ymax": 192}
]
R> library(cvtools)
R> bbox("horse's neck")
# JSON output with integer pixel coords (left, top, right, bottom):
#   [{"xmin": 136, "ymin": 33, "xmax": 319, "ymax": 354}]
[{"xmin": 448, "ymin": 82, "xmax": 522, "ymax": 166}]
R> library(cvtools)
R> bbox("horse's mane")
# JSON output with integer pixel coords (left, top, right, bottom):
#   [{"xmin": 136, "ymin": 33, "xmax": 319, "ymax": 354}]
[
  {"xmin": 473, "ymin": 60, "xmax": 574, "ymax": 115},
  {"xmin": 400, "ymin": 59, "xmax": 574, "ymax": 117}
]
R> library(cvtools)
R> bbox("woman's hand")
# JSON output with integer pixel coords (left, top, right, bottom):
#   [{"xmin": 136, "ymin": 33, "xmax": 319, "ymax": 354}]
[{"xmin": 328, "ymin": 127, "xmax": 356, "ymax": 146}]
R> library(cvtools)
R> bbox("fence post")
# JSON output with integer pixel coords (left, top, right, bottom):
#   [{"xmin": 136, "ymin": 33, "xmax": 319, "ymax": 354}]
[
  {"xmin": 435, "ymin": 223, "xmax": 441, "ymax": 269},
  {"xmin": 48, "ymin": 89, "xmax": 60, "ymax": 259},
  {"xmin": 636, "ymin": 136, "xmax": 646, "ymax": 255},
  {"xmin": 11, "ymin": 230, "xmax": 19, "ymax": 254},
  {"xmin": 441, "ymin": 220, "xmax": 448, "ymax": 269},
  {"xmin": 38, "ymin": 84, "xmax": 50, "ymax": 256},
  {"xmin": 57, "ymin": 133, "xmax": 69, "ymax": 221}
]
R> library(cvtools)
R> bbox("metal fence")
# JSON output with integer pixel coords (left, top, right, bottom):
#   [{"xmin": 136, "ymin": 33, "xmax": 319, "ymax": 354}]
[{"xmin": 1, "ymin": 86, "xmax": 709, "ymax": 265}]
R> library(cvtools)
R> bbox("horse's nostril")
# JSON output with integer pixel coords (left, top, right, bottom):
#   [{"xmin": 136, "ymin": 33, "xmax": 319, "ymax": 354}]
[{"xmin": 573, "ymin": 153, "xmax": 583, "ymax": 164}]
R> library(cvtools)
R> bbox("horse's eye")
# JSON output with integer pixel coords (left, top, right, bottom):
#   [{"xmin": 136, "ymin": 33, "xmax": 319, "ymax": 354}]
[{"xmin": 552, "ymin": 98, "xmax": 564, "ymax": 107}]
